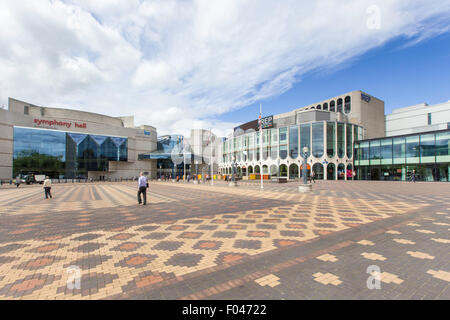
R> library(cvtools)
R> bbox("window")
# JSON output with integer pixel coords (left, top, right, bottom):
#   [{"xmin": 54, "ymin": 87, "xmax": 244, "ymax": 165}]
[
  {"xmin": 369, "ymin": 140, "xmax": 381, "ymax": 165},
  {"xmin": 346, "ymin": 124, "xmax": 353, "ymax": 158},
  {"xmin": 317, "ymin": 104, "xmax": 321, "ymax": 110},
  {"xmin": 312, "ymin": 122, "xmax": 324, "ymax": 158},
  {"xmin": 420, "ymin": 133, "xmax": 435, "ymax": 163},
  {"xmin": 330, "ymin": 101, "xmax": 335, "ymax": 112},
  {"xmin": 337, "ymin": 98, "xmax": 343, "ymax": 113},
  {"xmin": 337, "ymin": 123, "xmax": 345, "ymax": 158},
  {"xmin": 270, "ymin": 129, "xmax": 278, "ymax": 159},
  {"xmin": 436, "ymin": 131, "xmax": 450, "ymax": 162},
  {"xmin": 323, "ymin": 103, "xmax": 328, "ymax": 111},
  {"xmin": 24, "ymin": 106, "xmax": 29, "ymax": 115},
  {"xmin": 405, "ymin": 136, "xmax": 420, "ymax": 163},
  {"xmin": 344, "ymin": 96, "xmax": 351, "ymax": 113},
  {"xmin": 428, "ymin": 113, "xmax": 432, "ymax": 125},
  {"xmin": 289, "ymin": 126, "xmax": 298, "ymax": 159},
  {"xmin": 300, "ymin": 124, "xmax": 311, "ymax": 155},
  {"xmin": 393, "ymin": 137, "xmax": 405, "ymax": 164},
  {"xmin": 13, "ymin": 127, "xmax": 127, "ymax": 179},
  {"xmin": 380, "ymin": 139, "xmax": 393, "ymax": 165},
  {"xmin": 326, "ymin": 122, "xmax": 335, "ymax": 157},
  {"xmin": 279, "ymin": 127, "xmax": 288, "ymax": 160}
]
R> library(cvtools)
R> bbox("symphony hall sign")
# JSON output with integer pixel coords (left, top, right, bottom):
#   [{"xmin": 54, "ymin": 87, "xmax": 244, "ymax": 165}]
[{"xmin": 33, "ymin": 118, "xmax": 87, "ymax": 129}]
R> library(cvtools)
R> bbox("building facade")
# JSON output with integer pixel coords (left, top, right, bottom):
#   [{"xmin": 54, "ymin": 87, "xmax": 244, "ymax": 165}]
[
  {"xmin": 355, "ymin": 129, "xmax": 450, "ymax": 182},
  {"xmin": 0, "ymin": 98, "xmax": 158, "ymax": 181},
  {"xmin": 218, "ymin": 90, "xmax": 384, "ymax": 180},
  {"xmin": 385, "ymin": 100, "xmax": 450, "ymax": 137}
]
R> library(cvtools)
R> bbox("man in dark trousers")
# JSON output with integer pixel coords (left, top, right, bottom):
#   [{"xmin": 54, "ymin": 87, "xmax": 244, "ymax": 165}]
[{"xmin": 137, "ymin": 172, "xmax": 148, "ymax": 205}]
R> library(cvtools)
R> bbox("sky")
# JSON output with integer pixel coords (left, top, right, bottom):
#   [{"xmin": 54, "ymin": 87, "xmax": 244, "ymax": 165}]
[{"xmin": 0, "ymin": 0, "xmax": 450, "ymax": 138}]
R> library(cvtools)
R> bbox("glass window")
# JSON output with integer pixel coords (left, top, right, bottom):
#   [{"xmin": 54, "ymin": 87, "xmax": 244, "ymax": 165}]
[
  {"xmin": 326, "ymin": 122, "xmax": 335, "ymax": 157},
  {"xmin": 270, "ymin": 129, "xmax": 278, "ymax": 159},
  {"xmin": 359, "ymin": 141, "xmax": 369, "ymax": 165},
  {"xmin": 330, "ymin": 101, "xmax": 335, "ymax": 112},
  {"xmin": 346, "ymin": 124, "xmax": 353, "ymax": 158},
  {"xmin": 436, "ymin": 131, "xmax": 450, "ymax": 162},
  {"xmin": 300, "ymin": 124, "xmax": 311, "ymax": 155},
  {"xmin": 337, "ymin": 98, "xmax": 343, "ymax": 113},
  {"xmin": 279, "ymin": 127, "xmax": 288, "ymax": 160},
  {"xmin": 344, "ymin": 96, "xmax": 351, "ymax": 113},
  {"xmin": 406, "ymin": 136, "xmax": 420, "ymax": 164},
  {"xmin": 428, "ymin": 113, "xmax": 432, "ymax": 125},
  {"xmin": 369, "ymin": 140, "xmax": 381, "ymax": 165},
  {"xmin": 289, "ymin": 126, "xmax": 298, "ymax": 159},
  {"xmin": 380, "ymin": 139, "xmax": 393, "ymax": 165},
  {"xmin": 420, "ymin": 133, "xmax": 435, "ymax": 163},
  {"xmin": 13, "ymin": 127, "xmax": 127, "ymax": 179},
  {"xmin": 393, "ymin": 137, "xmax": 405, "ymax": 164},
  {"xmin": 323, "ymin": 103, "xmax": 328, "ymax": 111},
  {"xmin": 312, "ymin": 122, "xmax": 324, "ymax": 158},
  {"xmin": 316, "ymin": 105, "xmax": 321, "ymax": 110},
  {"xmin": 280, "ymin": 145, "xmax": 288, "ymax": 160},
  {"xmin": 337, "ymin": 123, "xmax": 345, "ymax": 158}
]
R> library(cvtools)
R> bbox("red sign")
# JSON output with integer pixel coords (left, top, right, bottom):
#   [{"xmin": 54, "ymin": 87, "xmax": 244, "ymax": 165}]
[{"xmin": 34, "ymin": 118, "xmax": 86, "ymax": 129}]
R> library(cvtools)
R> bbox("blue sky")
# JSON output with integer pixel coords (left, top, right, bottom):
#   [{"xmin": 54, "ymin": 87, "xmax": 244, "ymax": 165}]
[{"xmin": 222, "ymin": 31, "xmax": 450, "ymax": 125}]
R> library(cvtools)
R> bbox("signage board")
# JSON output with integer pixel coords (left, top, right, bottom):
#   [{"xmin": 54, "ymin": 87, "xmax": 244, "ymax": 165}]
[
  {"xmin": 260, "ymin": 115, "xmax": 273, "ymax": 129},
  {"xmin": 33, "ymin": 118, "xmax": 87, "ymax": 129},
  {"xmin": 361, "ymin": 93, "xmax": 371, "ymax": 103}
]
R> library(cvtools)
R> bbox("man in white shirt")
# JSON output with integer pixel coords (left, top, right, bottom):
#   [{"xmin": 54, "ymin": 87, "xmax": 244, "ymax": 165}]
[
  {"xmin": 43, "ymin": 176, "xmax": 52, "ymax": 199},
  {"xmin": 137, "ymin": 172, "xmax": 148, "ymax": 205}
]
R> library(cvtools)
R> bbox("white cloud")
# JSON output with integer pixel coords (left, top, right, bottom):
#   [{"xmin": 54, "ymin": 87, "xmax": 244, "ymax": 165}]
[{"xmin": 0, "ymin": 0, "xmax": 450, "ymax": 138}]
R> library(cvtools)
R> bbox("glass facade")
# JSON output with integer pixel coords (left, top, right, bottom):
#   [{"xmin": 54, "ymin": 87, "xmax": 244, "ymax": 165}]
[
  {"xmin": 312, "ymin": 122, "xmax": 324, "ymax": 158},
  {"xmin": 220, "ymin": 121, "xmax": 362, "ymax": 180},
  {"xmin": 354, "ymin": 129, "xmax": 450, "ymax": 181},
  {"xmin": 13, "ymin": 127, "xmax": 128, "ymax": 179}
]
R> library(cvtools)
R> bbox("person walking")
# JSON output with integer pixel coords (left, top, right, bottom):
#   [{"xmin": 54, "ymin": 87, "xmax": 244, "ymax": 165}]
[
  {"xmin": 15, "ymin": 176, "xmax": 21, "ymax": 188},
  {"xmin": 43, "ymin": 176, "xmax": 52, "ymax": 199},
  {"xmin": 137, "ymin": 172, "xmax": 148, "ymax": 205},
  {"xmin": 310, "ymin": 170, "xmax": 316, "ymax": 183},
  {"xmin": 410, "ymin": 169, "xmax": 416, "ymax": 183}
]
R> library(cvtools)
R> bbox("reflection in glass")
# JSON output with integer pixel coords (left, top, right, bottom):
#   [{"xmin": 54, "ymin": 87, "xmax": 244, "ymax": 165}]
[
  {"xmin": 312, "ymin": 122, "xmax": 324, "ymax": 158},
  {"xmin": 406, "ymin": 136, "xmax": 420, "ymax": 163},
  {"xmin": 326, "ymin": 122, "xmax": 335, "ymax": 157},
  {"xmin": 300, "ymin": 124, "xmax": 310, "ymax": 155},
  {"xmin": 337, "ymin": 123, "xmax": 345, "ymax": 158},
  {"xmin": 346, "ymin": 124, "xmax": 353, "ymax": 158},
  {"xmin": 420, "ymin": 134, "xmax": 435, "ymax": 163},
  {"xmin": 289, "ymin": 126, "xmax": 298, "ymax": 159}
]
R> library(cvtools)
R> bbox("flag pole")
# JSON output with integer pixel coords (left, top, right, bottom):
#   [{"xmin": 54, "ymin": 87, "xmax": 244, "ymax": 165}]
[{"xmin": 260, "ymin": 104, "xmax": 264, "ymax": 190}]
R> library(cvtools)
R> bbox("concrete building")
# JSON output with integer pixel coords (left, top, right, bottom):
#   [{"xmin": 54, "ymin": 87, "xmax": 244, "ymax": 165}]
[
  {"xmin": 218, "ymin": 90, "xmax": 384, "ymax": 180},
  {"xmin": 0, "ymin": 98, "xmax": 158, "ymax": 181},
  {"xmin": 385, "ymin": 100, "xmax": 450, "ymax": 137}
]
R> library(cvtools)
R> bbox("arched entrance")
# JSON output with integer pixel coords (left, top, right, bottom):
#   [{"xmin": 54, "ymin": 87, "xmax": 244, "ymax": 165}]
[
  {"xmin": 262, "ymin": 165, "xmax": 269, "ymax": 174},
  {"xmin": 279, "ymin": 164, "xmax": 288, "ymax": 177},
  {"xmin": 327, "ymin": 163, "xmax": 336, "ymax": 180},
  {"xmin": 255, "ymin": 165, "xmax": 260, "ymax": 174},
  {"xmin": 312, "ymin": 163, "xmax": 324, "ymax": 180},
  {"xmin": 248, "ymin": 166, "xmax": 253, "ymax": 174},
  {"xmin": 289, "ymin": 164, "xmax": 299, "ymax": 179},
  {"xmin": 337, "ymin": 163, "xmax": 345, "ymax": 180},
  {"xmin": 270, "ymin": 165, "xmax": 278, "ymax": 177}
]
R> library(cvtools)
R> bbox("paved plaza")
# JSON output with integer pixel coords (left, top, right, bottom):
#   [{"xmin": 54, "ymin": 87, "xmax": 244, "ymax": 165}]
[{"xmin": 0, "ymin": 180, "xmax": 449, "ymax": 300}]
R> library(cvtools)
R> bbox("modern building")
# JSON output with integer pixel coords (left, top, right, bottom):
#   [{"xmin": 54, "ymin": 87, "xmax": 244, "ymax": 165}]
[
  {"xmin": 385, "ymin": 100, "xmax": 450, "ymax": 136},
  {"xmin": 0, "ymin": 98, "xmax": 158, "ymax": 181},
  {"xmin": 354, "ymin": 129, "xmax": 450, "ymax": 181},
  {"xmin": 218, "ymin": 90, "xmax": 384, "ymax": 180},
  {"xmin": 139, "ymin": 129, "xmax": 219, "ymax": 179}
]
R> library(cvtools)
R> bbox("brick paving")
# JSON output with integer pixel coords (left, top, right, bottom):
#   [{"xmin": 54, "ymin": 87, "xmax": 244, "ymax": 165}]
[{"xmin": 0, "ymin": 180, "xmax": 448, "ymax": 300}]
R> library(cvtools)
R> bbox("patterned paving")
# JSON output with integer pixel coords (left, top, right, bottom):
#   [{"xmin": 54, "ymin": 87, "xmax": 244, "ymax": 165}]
[{"xmin": 0, "ymin": 181, "xmax": 448, "ymax": 300}]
